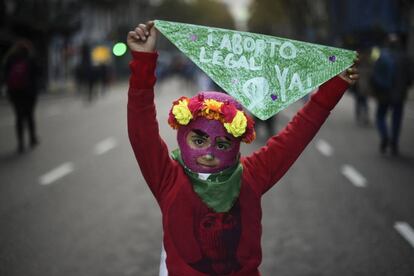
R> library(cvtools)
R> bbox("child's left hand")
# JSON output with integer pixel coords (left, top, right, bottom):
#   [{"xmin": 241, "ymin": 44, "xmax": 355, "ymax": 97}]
[{"xmin": 339, "ymin": 55, "xmax": 360, "ymax": 85}]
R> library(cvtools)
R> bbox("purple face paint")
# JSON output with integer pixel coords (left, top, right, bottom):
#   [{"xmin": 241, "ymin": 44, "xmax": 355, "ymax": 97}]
[
  {"xmin": 329, "ymin": 55, "xmax": 336, "ymax": 62},
  {"xmin": 175, "ymin": 91, "xmax": 245, "ymax": 173},
  {"xmin": 178, "ymin": 117, "xmax": 241, "ymax": 173},
  {"xmin": 271, "ymin": 94, "xmax": 278, "ymax": 101}
]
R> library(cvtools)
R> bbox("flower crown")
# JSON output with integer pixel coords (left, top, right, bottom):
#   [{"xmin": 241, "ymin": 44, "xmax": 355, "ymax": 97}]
[{"xmin": 168, "ymin": 94, "xmax": 256, "ymax": 143}]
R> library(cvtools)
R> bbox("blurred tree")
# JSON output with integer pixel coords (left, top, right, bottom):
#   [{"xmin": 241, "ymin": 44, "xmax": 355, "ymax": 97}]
[
  {"xmin": 247, "ymin": 0, "xmax": 287, "ymax": 34},
  {"xmin": 154, "ymin": 0, "xmax": 235, "ymax": 29},
  {"xmin": 248, "ymin": 0, "xmax": 329, "ymax": 41}
]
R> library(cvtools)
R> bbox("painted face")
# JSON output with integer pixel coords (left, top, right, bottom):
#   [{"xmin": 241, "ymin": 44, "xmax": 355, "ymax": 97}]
[{"xmin": 177, "ymin": 117, "xmax": 240, "ymax": 173}]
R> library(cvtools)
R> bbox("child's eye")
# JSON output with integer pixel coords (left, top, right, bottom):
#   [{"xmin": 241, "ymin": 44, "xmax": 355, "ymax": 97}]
[
  {"xmin": 216, "ymin": 142, "xmax": 231, "ymax": 150},
  {"xmin": 195, "ymin": 139, "xmax": 204, "ymax": 145},
  {"xmin": 192, "ymin": 137, "xmax": 206, "ymax": 146}
]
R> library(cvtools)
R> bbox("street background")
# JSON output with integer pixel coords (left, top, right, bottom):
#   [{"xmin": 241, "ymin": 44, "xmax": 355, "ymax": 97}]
[{"xmin": 1, "ymin": 0, "xmax": 414, "ymax": 275}]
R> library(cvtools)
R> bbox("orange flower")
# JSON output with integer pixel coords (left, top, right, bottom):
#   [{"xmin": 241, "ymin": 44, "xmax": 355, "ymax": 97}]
[{"xmin": 203, "ymin": 99, "xmax": 223, "ymax": 114}]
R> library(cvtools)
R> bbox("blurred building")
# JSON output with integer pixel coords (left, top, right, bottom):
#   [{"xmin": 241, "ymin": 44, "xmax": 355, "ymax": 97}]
[
  {"xmin": 329, "ymin": 0, "xmax": 413, "ymax": 51},
  {"xmin": 0, "ymin": 0, "xmax": 81, "ymax": 92},
  {"xmin": 0, "ymin": 0, "xmax": 153, "ymax": 94},
  {"xmin": 248, "ymin": 0, "xmax": 330, "ymax": 43},
  {"xmin": 248, "ymin": 0, "xmax": 413, "ymax": 52}
]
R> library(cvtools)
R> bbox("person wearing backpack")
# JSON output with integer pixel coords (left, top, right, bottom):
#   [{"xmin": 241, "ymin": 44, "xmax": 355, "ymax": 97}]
[
  {"xmin": 371, "ymin": 34, "xmax": 413, "ymax": 155},
  {"xmin": 3, "ymin": 39, "xmax": 40, "ymax": 153}
]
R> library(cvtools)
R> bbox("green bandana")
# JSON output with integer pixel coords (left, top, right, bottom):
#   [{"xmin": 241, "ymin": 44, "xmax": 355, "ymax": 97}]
[{"xmin": 171, "ymin": 149, "xmax": 242, "ymax": 213}]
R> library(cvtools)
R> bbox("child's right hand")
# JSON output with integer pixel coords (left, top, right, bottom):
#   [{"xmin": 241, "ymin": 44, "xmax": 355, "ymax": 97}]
[{"xmin": 127, "ymin": 21, "xmax": 157, "ymax": 53}]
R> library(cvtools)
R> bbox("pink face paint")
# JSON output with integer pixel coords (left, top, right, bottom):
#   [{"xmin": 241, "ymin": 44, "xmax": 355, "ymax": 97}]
[
  {"xmin": 176, "ymin": 91, "xmax": 244, "ymax": 173},
  {"xmin": 177, "ymin": 117, "xmax": 240, "ymax": 173}
]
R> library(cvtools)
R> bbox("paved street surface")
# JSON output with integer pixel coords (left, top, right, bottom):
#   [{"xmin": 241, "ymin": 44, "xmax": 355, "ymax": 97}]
[{"xmin": 1, "ymin": 77, "xmax": 414, "ymax": 276}]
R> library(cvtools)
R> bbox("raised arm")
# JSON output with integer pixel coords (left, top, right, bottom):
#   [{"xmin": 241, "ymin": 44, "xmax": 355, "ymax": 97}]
[
  {"xmin": 243, "ymin": 62, "xmax": 359, "ymax": 196},
  {"xmin": 127, "ymin": 22, "xmax": 177, "ymax": 203}
]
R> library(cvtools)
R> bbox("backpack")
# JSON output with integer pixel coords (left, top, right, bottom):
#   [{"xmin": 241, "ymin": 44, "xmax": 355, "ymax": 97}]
[
  {"xmin": 370, "ymin": 49, "xmax": 396, "ymax": 92},
  {"xmin": 6, "ymin": 58, "xmax": 30, "ymax": 91}
]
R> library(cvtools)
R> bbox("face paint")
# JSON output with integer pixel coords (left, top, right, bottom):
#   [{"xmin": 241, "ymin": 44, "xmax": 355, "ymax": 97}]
[{"xmin": 178, "ymin": 117, "xmax": 240, "ymax": 173}]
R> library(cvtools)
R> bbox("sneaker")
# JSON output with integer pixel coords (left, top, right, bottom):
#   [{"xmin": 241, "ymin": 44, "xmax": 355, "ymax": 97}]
[
  {"xmin": 380, "ymin": 139, "xmax": 388, "ymax": 154},
  {"xmin": 390, "ymin": 142, "xmax": 399, "ymax": 156},
  {"xmin": 30, "ymin": 137, "xmax": 39, "ymax": 148},
  {"xmin": 17, "ymin": 144, "xmax": 25, "ymax": 154}
]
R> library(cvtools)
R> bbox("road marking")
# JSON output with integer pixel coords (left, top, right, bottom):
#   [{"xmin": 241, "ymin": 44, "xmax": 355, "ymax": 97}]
[
  {"xmin": 315, "ymin": 139, "xmax": 333, "ymax": 157},
  {"xmin": 341, "ymin": 164, "xmax": 367, "ymax": 187},
  {"xmin": 394, "ymin": 222, "xmax": 414, "ymax": 248},
  {"xmin": 39, "ymin": 162, "xmax": 74, "ymax": 185},
  {"xmin": 93, "ymin": 137, "xmax": 117, "ymax": 155}
]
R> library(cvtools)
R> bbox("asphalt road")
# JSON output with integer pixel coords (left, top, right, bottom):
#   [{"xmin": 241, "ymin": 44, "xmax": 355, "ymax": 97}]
[{"xmin": 0, "ymin": 77, "xmax": 413, "ymax": 276}]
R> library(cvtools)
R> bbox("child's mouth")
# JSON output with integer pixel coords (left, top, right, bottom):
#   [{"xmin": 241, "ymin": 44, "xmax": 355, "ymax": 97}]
[
  {"xmin": 196, "ymin": 158, "xmax": 219, "ymax": 168},
  {"xmin": 197, "ymin": 161, "xmax": 217, "ymax": 168}
]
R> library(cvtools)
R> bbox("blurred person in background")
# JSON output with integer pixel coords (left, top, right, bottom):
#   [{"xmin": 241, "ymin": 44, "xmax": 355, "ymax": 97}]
[
  {"xmin": 350, "ymin": 50, "xmax": 370, "ymax": 126},
  {"xmin": 2, "ymin": 39, "xmax": 40, "ymax": 154},
  {"xmin": 370, "ymin": 33, "xmax": 413, "ymax": 155},
  {"xmin": 76, "ymin": 43, "xmax": 97, "ymax": 102}
]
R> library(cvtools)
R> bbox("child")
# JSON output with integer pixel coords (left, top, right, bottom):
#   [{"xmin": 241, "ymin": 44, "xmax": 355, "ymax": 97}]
[{"xmin": 127, "ymin": 21, "xmax": 359, "ymax": 276}]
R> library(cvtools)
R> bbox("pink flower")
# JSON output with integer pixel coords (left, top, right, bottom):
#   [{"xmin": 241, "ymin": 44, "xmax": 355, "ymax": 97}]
[
  {"xmin": 188, "ymin": 97, "xmax": 203, "ymax": 115},
  {"xmin": 242, "ymin": 114, "xmax": 256, "ymax": 143},
  {"xmin": 197, "ymin": 93, "xmax": 205, "ymax": 102},
  {"xmin": 168, "ymin": 109, "xmax": 178, "ymax": 129},
  {"xmin": 221, "ymin": 102, "xmax": 237, "ymax": 123},
  {"xmin": 173, "ymin": 96, "xmax": 189, "ymax": 105}
]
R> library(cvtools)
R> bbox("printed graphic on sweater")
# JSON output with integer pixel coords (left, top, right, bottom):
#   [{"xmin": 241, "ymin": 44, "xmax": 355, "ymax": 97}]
[{"xmin": 169, "ymin": 198, "xmax": 242, "ymax": 275}]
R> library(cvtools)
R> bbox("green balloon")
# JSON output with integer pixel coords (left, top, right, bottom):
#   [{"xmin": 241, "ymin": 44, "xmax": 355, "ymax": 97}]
[{"xmin": 113, "ymin": 42, "xmax": 127, "ymax": 57}]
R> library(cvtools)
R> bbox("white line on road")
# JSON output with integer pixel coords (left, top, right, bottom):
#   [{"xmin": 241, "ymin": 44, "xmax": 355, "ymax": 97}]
[
  {"xmin": 39, "ymin": 162, "xmax": 74, "ymax": 185},
  {"xmin": 315, "ymin": 139, "xmax": 334, "ymax": 157},
  {"xmin": 341, "ymin": 164, "xmax": 367, "ymax": 187},
  {"xmin": 394, "ymin": 222, "xmax": 414, "ymax": 248},
  {"xmin": 93, "ymin": 137, "xmax": 117, "ymax": 155}
]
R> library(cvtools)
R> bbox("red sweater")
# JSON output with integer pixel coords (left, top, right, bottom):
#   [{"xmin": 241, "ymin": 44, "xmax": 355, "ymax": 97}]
[{"xmin": 128, "ymin": 51, "xmax": 349, "ymax": 276}]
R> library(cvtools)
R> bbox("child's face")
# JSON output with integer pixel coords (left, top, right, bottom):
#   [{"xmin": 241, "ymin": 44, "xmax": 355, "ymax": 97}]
[{"xmin": 178, "ymin": 117, "xmax": 240, "ymax": 173}]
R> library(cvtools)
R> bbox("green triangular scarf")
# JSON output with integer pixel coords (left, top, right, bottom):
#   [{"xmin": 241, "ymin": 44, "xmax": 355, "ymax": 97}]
[
  {"xmin": 171, "ymin": 149, "xmax": 242, "ymax": 213},
  {"xmin": 155, "ymin": 20, "xmax": 356, "ymax": 120}
]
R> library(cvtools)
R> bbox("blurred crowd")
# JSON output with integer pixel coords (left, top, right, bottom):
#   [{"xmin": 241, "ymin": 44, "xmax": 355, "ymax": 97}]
[{"xmin": 0, "ymin": 0, "xmax": 413, "ymax": 155}]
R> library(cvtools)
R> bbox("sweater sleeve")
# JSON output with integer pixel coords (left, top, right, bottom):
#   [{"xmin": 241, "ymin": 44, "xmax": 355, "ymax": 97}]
[
  {"xmin": 127, "ymin": 51, "xmax": 177, "ymax": 204},
  {"xmin": 242, "ymin": 76, "xmax": 349, "ymax": 196}
]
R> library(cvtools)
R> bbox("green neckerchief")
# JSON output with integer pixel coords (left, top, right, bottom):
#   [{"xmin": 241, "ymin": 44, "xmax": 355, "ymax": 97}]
[{"xmin": 171, "ymin": 149, "xmax": 242, "ymax": 213}]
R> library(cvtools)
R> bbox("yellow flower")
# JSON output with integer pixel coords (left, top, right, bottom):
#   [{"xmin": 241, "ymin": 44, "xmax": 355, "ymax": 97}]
[
  {"xmin": 223, "ymin": 110, "xmax": 247, "ymax": 137},
  {"xmin": 172, "ymin": 99, "xmax": 192, "ymax": 125},
  {"xmin": 203, "ymin": 99, "xmax": 223, "ymax": 114}
]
